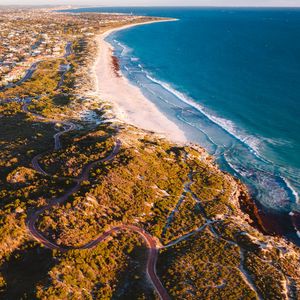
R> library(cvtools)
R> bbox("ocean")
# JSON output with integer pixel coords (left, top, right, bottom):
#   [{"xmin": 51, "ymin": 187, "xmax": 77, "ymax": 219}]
[{"xmin": 65, "ymin": 7, "xmax": 300, "ymax": 238}]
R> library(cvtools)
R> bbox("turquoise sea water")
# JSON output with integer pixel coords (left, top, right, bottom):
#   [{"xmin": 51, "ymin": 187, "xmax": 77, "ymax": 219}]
[{"xmin": 65, "ymin": 7, "xmax": 300, "ymax": 238}]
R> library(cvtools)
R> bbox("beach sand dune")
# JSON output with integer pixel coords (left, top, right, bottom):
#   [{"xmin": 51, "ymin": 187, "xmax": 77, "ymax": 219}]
[{"xmin": 94, "ymin": 21, "xmax": 187, "ymax": 143}]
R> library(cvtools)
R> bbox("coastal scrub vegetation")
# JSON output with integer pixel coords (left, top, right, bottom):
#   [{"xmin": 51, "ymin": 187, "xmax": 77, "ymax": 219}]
[
  {"xmin": 0, "ymin": 8, "xmax": 299, "ymax": 300},
  {"xmin": 35, "ymin": 232, "xmax": 155, "ymax": 299}
]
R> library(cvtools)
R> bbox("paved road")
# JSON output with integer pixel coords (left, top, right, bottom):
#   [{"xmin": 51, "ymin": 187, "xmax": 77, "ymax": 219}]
[
  {"xmin": 19, "ymin": 39, "xmax": 170, "ymax": 300},
  {"xmin": 24, "ymin": 106, "xmax": 169, "ymax": 299},
  {"xmin": 1, "ymin": 41, "xmax": 72, "ymax": 93},
  {"xmin": 26, "ymin": 132, "xmax": 169, "ymax": 299},
  {"xmin": 0, "ymin": 62, "xmax": 39, "ymax": 92},
  {"xmin": 18, "ymin": 62, "xmax": 39, "ymax": 84},
  {"xmin": 81, "ymin": 225, "xmax": 170, "ymax": 300}
]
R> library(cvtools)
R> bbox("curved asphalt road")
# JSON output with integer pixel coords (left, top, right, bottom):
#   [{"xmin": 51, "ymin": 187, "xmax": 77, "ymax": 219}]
[
  {"xmin": 23, "ymin": 103, "xmax": 170, "ymax": 299},
  {"xmin": 1, "ymin": 41, "xmax": 72, "ymax": 94},
  {"xmin": 0, "ymin": 62, "xmax": 39, "ymax": 92},
  {"xmin": 15, "ymin": 39, "xmax": 170, "ymax": 299}
]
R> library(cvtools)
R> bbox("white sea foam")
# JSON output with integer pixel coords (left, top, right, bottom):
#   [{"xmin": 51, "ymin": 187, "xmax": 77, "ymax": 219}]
[
  {"xmin": 110, "ymin": 36, "xmax": 300, "ymax": 207},
  {"xmin": 282, "ymin": 176, "xmax": 300, "ymax": 204},
  {"xmin": 143, "ymin": 71, "xmax": 300, "ymax": 207},
  {"xmin": 114, "ymin": 40, "xmax": 131, "ymax": 56},
  {"xmin": 144, "ymin": 73, "xmax": 268, "ymax": 158},
  {"xmin": 145, "ymin": 73, "xmax": 295, "ymax": 170},
  {"xmin": 264, "ymin": 137, "xmax": 292, "ymax": 147},
  {"xmin": 176, "ymin": 112, "xmax": 219, "ymax": 148}
]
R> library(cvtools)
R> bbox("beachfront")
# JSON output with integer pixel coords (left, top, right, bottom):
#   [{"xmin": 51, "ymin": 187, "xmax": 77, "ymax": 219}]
[{"xmin": 93, "ymin": 20, "xmax": 187, "ymax": 143}]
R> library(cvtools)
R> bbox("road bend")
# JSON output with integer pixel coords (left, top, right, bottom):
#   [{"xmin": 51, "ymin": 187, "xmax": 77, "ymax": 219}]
[{"xmin": 20, "ymin": 50, "xmax": 170, "ymax": 299}]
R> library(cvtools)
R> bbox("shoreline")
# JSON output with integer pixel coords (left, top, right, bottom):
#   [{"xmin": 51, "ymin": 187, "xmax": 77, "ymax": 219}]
[
  {"xmin": 93, "ymin": 19, "xmax": 300, "ymax": 244},
  {"xmin": 2, "ymin": 9, "xmax": 300, "ymax": 298},
  {"xmin": 93, "ymin": 19, "xmax": 187, "ymax": 144}
]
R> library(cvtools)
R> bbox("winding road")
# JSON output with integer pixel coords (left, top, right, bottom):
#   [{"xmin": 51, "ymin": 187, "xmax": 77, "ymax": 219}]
[
  {"xmin": 24, "ymin": 102, "xmax": 169, "ymax": 299},
  {"xmin": 20, "ymin": 46, "xmax": 170, "ymax": 299}
]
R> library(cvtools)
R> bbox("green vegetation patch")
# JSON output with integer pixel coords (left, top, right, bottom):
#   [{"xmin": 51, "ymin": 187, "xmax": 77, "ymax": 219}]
[
  {"xmin": 36, "ymin": 232, "xmax": 154, "ymax": 300},
  {"xmin": 158, "ymin": 228, "xmax": 257, "ymax": 299}
]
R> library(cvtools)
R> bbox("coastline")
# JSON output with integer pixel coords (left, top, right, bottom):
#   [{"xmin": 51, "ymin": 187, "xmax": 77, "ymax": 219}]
[
  {"xmin": 2, "ymin": 9, "xmax": 300, "ymax": 298},
  {"xmin": 93, "ymin": 19, "xmax": 187, "ymax": 144},
  {"xmin": 92, "ymin": 19, "xmax": 300, "ymax": 244},
  {"xmin": 92, "ymin": 19, "xmax": 268, "ymax": 236}
]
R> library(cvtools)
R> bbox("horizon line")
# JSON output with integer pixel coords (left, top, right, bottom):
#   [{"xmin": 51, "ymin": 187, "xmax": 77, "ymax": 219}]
[{"xmin": 1, "ymin": 4, "xmax": 300, "ymax": 8}]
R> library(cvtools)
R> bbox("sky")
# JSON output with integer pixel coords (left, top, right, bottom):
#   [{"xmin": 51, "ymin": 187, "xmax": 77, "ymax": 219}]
[{"xmin": 0, "ymin": 0, "xmax": 300, "ymax": 6}]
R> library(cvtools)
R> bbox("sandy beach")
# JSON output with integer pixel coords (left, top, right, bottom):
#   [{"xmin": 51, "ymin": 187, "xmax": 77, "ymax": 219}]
[{"xmin": 93, "ymin": 20, "xmax": 187, "ymax": 143}]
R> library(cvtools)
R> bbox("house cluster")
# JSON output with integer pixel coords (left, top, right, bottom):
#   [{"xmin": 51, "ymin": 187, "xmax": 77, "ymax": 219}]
[
  {"xmin": 0, "ymin": 7, "xmax": 150, "ymax": 88},
  {"xmin": 0, "ymin": 10, "xmax": 67, "ymax": 87}
]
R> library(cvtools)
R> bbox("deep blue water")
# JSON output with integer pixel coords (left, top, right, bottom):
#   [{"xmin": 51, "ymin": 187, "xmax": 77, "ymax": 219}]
[{"xmin": 65, "ymin": 8, "xmax": 300, "ymax": 218}]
